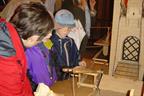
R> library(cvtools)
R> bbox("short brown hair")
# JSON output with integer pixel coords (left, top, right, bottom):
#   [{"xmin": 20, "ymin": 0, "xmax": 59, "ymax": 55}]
[{"xmin": 10, "ymin": 2, "xmax": 54, "ymax": 40}]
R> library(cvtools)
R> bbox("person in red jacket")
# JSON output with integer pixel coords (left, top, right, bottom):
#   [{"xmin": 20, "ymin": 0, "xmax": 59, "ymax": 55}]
[{"xmin": 0, "ymin": 2, "xmax": 54, "ymax": 96}]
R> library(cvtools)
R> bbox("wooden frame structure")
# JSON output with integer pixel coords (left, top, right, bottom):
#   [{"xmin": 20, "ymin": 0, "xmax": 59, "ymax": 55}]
[
  {"xmin": 71, "ymin": 66, "xmax": 103, "ymax": 96},
  {"xmin": 91, "ymin": 26, "xmax": 111, "ymax": 65}
]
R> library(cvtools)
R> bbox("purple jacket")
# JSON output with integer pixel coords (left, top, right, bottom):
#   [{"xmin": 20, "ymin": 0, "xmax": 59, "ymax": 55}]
[{"xmin": 25, "ymin": 43, "xmax": 57, "ymax": 86}]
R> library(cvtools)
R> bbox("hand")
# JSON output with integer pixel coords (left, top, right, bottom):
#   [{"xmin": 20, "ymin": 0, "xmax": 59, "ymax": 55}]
[
  {"xmin": 89, "ymin": 0, "xmax": 96, "ymax": 11},
  {"xmin": 79, "ymin": 60, "xmax": 87, "ymax": 67}
]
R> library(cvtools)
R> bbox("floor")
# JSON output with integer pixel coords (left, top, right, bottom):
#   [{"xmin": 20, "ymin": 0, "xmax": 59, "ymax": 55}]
[
  {"xmin": 50, "ymin": 78, "xmax": 126, "ymax": 96},
  {"xmin": 50, "ymin": 75, "xmax": 143, "ymax": 96}
]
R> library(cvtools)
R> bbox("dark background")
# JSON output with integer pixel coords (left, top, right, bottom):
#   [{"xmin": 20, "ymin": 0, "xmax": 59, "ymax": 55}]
[
  {"xmin": 0, "ymin": 0, "xmax": 114, "ymax": 45},
  {"xmin": 89, "ymin": 0, "xmax": 114, "ymax": 46}
]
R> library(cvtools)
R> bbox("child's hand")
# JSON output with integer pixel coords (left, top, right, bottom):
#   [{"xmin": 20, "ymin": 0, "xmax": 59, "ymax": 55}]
[
  {"xmin": 90, "ymin": 0, "xmax": 96, "ymax": 11},
  {"xmin": 79, "ymin": 60, "xmax": 87, "ymax": 67}
]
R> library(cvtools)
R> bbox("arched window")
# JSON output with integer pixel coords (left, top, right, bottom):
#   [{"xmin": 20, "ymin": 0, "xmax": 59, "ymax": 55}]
[{"xmin": 122, "ymin": 36, "xmax": 140, "ymax": 62}]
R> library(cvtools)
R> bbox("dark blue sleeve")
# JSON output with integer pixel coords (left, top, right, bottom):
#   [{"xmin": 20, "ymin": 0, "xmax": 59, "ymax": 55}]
[{"xmin": 69, "ymin": 39, "xmax": 79, "ymax": 67}]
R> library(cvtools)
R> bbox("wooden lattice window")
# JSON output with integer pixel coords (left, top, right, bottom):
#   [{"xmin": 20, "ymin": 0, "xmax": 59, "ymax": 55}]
[{"xmin": 122, "ymin": 36, "xmax": 140, "ymax": 62}]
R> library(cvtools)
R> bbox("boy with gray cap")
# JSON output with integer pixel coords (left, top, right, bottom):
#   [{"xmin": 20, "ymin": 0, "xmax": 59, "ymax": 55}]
[{"xmin": 50, "ymin": 9, "xmax": 79, "ymax": 80}]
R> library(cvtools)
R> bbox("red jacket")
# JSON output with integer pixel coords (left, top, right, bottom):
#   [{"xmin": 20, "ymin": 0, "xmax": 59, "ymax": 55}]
[{"xmin": 0, "ymin": 19, "xmax": 33, "ymax": 96}]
